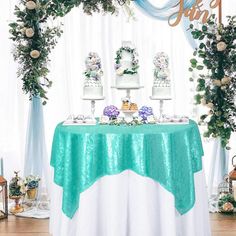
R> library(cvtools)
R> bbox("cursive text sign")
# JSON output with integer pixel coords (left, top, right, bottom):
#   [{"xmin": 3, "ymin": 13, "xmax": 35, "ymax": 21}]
[{"xmin": 168, "ymin": 0, "xmax": 221, "ymax": 27}]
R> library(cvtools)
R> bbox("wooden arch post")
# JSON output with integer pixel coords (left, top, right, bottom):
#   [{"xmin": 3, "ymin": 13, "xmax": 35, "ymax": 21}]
[{"xmin": 218, "ymin": 0, "xmax": 222, "ymax": 24}]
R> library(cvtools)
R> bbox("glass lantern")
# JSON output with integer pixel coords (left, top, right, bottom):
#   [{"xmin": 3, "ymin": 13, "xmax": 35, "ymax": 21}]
[{"xmin": 0, "ymin": 176, "xmax": 8, "ymax": 219}]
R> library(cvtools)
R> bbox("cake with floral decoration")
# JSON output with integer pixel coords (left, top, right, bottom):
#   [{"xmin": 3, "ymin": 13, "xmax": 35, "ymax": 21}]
[
  {"xmin": 152, "ymin": 52, "xmax": 171, "ymax": 99},
  {"xmin": 114, "ymin": 41, "xmax": 140, "ymax": 88},
  {"xmin": 83, "ymin": 52, "xmax": 104, "ymax": 98}
]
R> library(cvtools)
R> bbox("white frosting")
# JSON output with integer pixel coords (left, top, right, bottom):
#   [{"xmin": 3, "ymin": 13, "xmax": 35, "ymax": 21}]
[
  {"xmin": 83, "ymin": 86, "xmax": 103, "ymax": 98},
  {"xmin": 152, "ymin": 87, "xmax": 171, "ymax": 99},
  {"xmin": 115, "ymin": 41, "xmax": 140, "ymax": 88},
  {"xmin": 121, "ymin": 51, "xmax": 132, "ymax": 61},
  {"xmin": 116, "ymin": 74, "xmax": 140, "ymax": 88},
  {"xmin": 84, "ymin": 77, "xmax": 102, "ymax": 87},
  {"xmin": 120, "ymin": 60, "xmax": 132, "ymax": 69},
  {"xmin": 122, "ymin": 41, "xmax": 133, "ymax": 48}
]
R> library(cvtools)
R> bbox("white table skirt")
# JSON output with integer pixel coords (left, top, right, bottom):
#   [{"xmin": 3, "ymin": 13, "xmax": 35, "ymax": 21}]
[{"xmin": 50, "ymin": 170, "xmax": 211, "ymax": 236}]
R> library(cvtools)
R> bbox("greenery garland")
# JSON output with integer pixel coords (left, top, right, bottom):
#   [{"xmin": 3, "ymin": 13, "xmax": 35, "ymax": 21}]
[
  {"xmin": 9, "ymin": 0, "xmax": 131, "ymax": 104},
  {"xmin": 189, "ymin": 15, "xmax": 236, "ymax": 148},
  {"xmin": 115, "ymin": 46, "xmax": 139, "ymax": 75}
]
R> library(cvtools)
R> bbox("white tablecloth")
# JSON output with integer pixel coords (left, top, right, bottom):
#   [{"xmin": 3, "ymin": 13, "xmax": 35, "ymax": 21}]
[{"xmin": 50, "ymin": 170, "xmax": 211, "ymax": 236}]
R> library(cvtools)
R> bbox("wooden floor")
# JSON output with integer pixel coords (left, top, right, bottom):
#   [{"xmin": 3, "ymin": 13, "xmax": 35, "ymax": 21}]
[{"xmin": 0, "ymin": 213, "xmax": 236, "ymax": 236}]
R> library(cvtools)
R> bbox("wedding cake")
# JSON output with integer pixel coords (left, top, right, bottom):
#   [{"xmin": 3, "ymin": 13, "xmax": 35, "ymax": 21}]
[
  {"xmin": 114, "ymin": 41, "xmax": 140, "ymax": 88},
  {"xmin": 83, "ymin": 52, "xmax": 104, "ymax": 99},
  {"xmin": 152, "ymin": 52, "xmax": 171, "ymax": 99}
]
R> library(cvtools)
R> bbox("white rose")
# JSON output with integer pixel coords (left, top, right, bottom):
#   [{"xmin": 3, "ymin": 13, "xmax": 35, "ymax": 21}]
[
  {"xmin": 20, "ymin": 27, "xmax": 26, "ymax": 34},
  {"xmin": 216, "ymin": 34, "xmax": 221, "ymax": 41},
  {"xmin": 206, "ymin": 102, "xmax": 214, "ymax": 109},
  {"xmin": 116, "ymin": 67, "xmax": 125, "ymax": 76},
  {"xmin": 26, "ymin": 1, "xmax": 37, "ymax": 10},
  {"xmin": 212, "ymin": 80, "xmax": 221, "ymax": 87},
  {"xmin": 25, "ymin": 28, "xmax": 34, "ymax": 38},
  {"xmin": 221, "ymin": 86, "xmax": 227, "ymax": 90},
  {"xmin": 221, "ymin": 76, "xmax": 231, "ymax": 85},
  {"xmin": 30, "ymin": 50, "xmax": 40, "ymax": 59},
  {"xmin": 205, "ymin": 115, "xmax": 212, "ymax": 123},
  {"xmin": 98, "ymin": 69, "xmax": 103, "ymax": 76},
  {"xmin": 201, "ymin": 98, "xmax": 207, "ymax": 105},
  {"xmin": 217, "ymin": 41, "xmax": 227, "ymax": 51}
]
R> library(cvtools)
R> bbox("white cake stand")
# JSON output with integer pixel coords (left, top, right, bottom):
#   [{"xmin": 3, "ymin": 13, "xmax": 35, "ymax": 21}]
[
  {"xmin": 150, "ymin": 96, "xmax": 172, "ymax": 120},
  {"xmin": 82, "ymin": 96, "xmax": 105, "ymax": 122},
  {"xmin": 112, "ymin": 86, "xmax": 143, "ymax": 119},
  {"xmin": 111, "ymin": 85, "xmax": 144, "ymax": 100}
]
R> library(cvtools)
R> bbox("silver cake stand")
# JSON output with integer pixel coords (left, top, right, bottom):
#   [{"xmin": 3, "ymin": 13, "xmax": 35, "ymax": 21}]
[
  {"xmin": 150, "ymin": 96, "xmax": 172, "ymax": 120},
  {"xmin": 82, "ymin": 96, "xmax": 105, "ymax": 122}
]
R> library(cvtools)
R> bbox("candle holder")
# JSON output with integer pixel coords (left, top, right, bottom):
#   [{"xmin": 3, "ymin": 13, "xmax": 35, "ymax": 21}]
[{"xmin": 0, "ymin": 176, "xmax": 8, "ymax": 219}]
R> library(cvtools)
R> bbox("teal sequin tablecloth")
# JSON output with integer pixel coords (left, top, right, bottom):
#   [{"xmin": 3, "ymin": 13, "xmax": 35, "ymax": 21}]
[{"xmin": 51, "ymin": 120, "xmax": 204, "ymax": 219}]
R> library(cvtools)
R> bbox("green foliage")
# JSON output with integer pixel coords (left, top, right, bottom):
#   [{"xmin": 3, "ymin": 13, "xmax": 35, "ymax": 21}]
[
  {"xmin": 115, "ymin": 46, "xmax": 139, "ymax": 75},
  {"xmin": 189, "ymin": 15, "xmax": 236, "ymax": 148},
  {"xmin": 9, "ymin": 0, "xmax": 126, "ymax": 103},
  {"xmin": 218, "ymin": 194, "xmax": 236, "ymax": 213}
]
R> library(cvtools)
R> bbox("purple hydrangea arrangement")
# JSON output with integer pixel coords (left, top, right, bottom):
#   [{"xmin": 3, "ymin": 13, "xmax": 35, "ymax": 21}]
[
  {"xmin": 138, "ymin": 106, "xmax": 153, "ymax": 121},
  {"xmin": 103, "ymin": 105, "xmax": 120, "ymax": 120}
]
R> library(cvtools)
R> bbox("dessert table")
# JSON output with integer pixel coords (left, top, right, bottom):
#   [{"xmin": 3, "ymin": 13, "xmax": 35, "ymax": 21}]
[{"xmin": 50, "ymin": 120, "xmax": 211, "ymax": 236}]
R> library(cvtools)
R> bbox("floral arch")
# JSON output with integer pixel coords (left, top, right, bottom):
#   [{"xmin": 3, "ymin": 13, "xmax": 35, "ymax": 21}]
[{"xmin": 9, "ymin": 0, "xmax": 129, "ymax": 104}]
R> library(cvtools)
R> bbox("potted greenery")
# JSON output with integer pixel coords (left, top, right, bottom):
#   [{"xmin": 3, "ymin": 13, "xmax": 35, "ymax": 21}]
[{"xmin": 24, "ymin": 175, "xmax": 40, "ymax": 200}]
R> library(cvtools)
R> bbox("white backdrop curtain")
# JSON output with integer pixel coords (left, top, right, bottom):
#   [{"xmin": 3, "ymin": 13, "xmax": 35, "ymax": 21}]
[{"xmin": 1, "ymin": 1, "xmax": 235, "ymax": 198}]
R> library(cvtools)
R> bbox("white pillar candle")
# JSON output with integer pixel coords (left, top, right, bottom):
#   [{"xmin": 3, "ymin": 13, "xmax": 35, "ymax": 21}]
[
  {"xmin": 233, "ymin": 185, "xmax": 236, "ymax": 201},
  {"xmin": 0, "ymin": 158, "xmax": 3, "ymax": 176}
]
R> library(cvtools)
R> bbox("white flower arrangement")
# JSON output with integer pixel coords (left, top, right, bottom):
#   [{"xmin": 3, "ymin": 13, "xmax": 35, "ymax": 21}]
[
  {"xmin": 115, "ymin": 46, "xmax": 139, "ymax": 75},
  {"xmin": 153, "ymin": 52, "xmax": 169, "ymax": 70},
  {"xmin": 84, "ymin": 52, "xmax": 103, "ymax": 81}
]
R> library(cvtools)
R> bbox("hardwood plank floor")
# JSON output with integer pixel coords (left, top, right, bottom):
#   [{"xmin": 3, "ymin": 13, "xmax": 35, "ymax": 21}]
[{"xmin": 0, "ymin": 213, "xmax": 236, "ymax": 235}]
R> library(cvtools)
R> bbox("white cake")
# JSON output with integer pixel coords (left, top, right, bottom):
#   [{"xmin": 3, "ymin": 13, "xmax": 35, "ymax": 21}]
[
  {"xmin": 115, "ymin": 41, "xmax": 140, "ymax": 88},
  {"xmin": 83, "ymin": 52, "xmax": 104, "ymax": 99},
  {"xmin": 152, "ymin": 52, "xmax": 171, "ymax": 99}
]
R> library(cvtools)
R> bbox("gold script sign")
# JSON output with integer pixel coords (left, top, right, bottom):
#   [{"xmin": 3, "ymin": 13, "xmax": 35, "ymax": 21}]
[{"xmin": 168, "ymin": 0, "xmax": 221, "ymax": 27}]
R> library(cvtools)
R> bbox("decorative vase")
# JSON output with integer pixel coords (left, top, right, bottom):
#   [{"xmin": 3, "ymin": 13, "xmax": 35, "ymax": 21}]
[
  {"xmin": 9, "ymin": 195, "xmax": 24, "ymax": 214},
  {"xmin": 26, "ymin": 188, "xmax": 37, "ymax": 200}
]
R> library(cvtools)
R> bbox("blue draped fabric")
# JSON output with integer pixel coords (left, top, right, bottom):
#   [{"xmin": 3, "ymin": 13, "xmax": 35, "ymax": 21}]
[
  {"xmin": 134, "ymin": 0, "xmax": 197, "ymax": 48},
  {"xmin": 24, "ymin": 96, "xmax": 47, "ymax": 178},
  {"xmin": 134, "ymin": 0, "xmax": 195, "ymax": 20}
]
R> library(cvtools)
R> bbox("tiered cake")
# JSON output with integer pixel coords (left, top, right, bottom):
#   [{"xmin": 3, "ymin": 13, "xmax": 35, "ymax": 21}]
[
  {"xmin": 83, "ymin": 52, "xmax": 104, "ymax": 98},
  {"xmin": 114, "ymin": 41, "xmax": 140, "ymax": 88},
  {"xmin": 152, "ymin": 52, "xmax": 171, "ymax": 99}
]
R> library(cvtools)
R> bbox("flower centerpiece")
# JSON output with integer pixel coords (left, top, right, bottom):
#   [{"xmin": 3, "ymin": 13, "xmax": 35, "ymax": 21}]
[
  {"xmin": 189, "ymin": 15, "xmax": 236, "ymax": 148},
  {"xmin": 24, "ymin": 175, "xmax": 40, "ymax": 200},
  {"xmin": 103, "ymin": 105, "xmax": 120, "ymax": 120},
  {"xmin": 138, "ymin": 106, "xmax": 153, "ymax": 122},
  {"xmin": 84, "ymin": 52, "xmax": 103, "ymax": 81},
  {"xmin": 9, "ymin": 171, "xmax": 25, "ymax": 214},
  {"xmin": 115, "ymin": 46, "xmax": 139, "ymax": 75}
]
